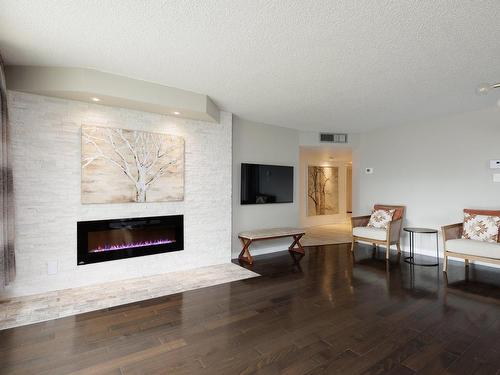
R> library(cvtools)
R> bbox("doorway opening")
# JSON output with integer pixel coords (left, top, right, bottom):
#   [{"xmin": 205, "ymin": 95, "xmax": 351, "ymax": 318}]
[{"xmin": 299, "ymin": 146, "xmax": 353, "ymax": 246}]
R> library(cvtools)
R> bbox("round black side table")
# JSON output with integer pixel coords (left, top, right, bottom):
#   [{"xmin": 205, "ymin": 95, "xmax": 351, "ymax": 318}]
[{"xmin": 403, "ymin": 227, "xmax": 439, "ymax": 266}]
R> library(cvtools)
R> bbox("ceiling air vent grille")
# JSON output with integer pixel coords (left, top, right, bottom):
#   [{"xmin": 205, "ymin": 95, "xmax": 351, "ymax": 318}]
[{"xmin": 319, "ymin": 133, "xmax": 348, "ymax": 143}]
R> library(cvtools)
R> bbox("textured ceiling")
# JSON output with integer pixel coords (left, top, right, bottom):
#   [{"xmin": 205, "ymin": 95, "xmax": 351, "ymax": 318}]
[{"xmin": 1, "ymin": 0, "xmax": 500, "ymax": 132}]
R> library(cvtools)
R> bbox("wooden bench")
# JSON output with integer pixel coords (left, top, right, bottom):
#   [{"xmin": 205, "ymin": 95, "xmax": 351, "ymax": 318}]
[{"xmin": 238, "ymin": 227, "xmax": 306, "ymax": 264}]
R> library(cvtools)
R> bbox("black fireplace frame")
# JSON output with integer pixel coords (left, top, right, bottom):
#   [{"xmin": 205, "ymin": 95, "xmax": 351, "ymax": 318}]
[{"xmin": 77, "ymin": 215, "xmax": 184, "ymax": 265}]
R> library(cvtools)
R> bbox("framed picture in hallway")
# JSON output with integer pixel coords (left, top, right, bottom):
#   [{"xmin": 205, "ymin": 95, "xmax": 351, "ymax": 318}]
[
  {"xmin": 307, "ymin": 166, "xmax": 339, "ymax": 216},
  {"xmin": 81, "ymin": 125, "xmax": 184, "ymax": 203}
]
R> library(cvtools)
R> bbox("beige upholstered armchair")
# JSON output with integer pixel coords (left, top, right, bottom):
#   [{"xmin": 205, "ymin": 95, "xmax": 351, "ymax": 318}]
[
  {"xmin": 351, "ymin": 204, "xmax": 405, "ymax": 260},
  {"xmin": 442, "ymin": 209, "xmax": 500, "ymax": 273}
]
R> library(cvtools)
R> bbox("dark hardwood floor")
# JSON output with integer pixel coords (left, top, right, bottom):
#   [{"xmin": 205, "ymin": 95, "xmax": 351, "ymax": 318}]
[{"xmin": 2, "ymin": 244, "xmax": 500, "ymax": 374}]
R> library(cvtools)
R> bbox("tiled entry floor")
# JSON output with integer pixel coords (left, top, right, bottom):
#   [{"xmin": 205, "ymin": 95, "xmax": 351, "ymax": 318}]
[
  {"xmin": 0, "ymin": 263, "xmax": 259, "ymax": 330},
  {"xmin": 301, "ymin": 222, "xmax": 352, "ymax": 247}
]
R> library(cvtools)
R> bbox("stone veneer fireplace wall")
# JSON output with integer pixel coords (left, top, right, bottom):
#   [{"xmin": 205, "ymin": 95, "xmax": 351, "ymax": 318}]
[{"xmin": 4, "ymin": 91, "xmax": 232, "ymax": 298}]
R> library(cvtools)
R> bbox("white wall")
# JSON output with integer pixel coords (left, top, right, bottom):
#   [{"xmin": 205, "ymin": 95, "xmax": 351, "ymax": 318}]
[
  {"xmin": 354, "ymin": 106, "xmax": 500, "ymax": 257},
  {"xmin": 5, "ymin": 91, "xmax": 232, "ymax": 297},
  {"xmin": 299, "ymin": 147, "xmax": 351, "ymax": 227},
  {"xmin": 232, "ymin": 118, "xmax": 299, "ymax": 257}
]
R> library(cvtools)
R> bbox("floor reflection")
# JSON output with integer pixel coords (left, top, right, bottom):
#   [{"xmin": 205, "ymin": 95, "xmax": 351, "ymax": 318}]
[
  {"xmin": 444, "ymin": 265, "xmax": 500, "ymax": 303},
  {"xmin": 352, "ymin": 244, "xmax": 500, "ymax": 306},
  {"xmin": 237, "ymin": 243, "xmax": 500, "ymax": 306},
  {"xmin": 234, "ymin": 241, "xmax": 500, "ymax": 322},
  {"xmin": 351, "ymin": 245, "xmax": 440, "ymax": 300}
]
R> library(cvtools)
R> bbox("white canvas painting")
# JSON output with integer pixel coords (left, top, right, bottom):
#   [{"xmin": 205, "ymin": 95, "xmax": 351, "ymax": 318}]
[{"xmin": 81, "ymin": 125, "xmax": 184, "ymax": 203}]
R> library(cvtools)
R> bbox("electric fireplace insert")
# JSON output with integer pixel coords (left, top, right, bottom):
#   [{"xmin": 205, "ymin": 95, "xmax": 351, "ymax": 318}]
[{"xmin": 77, "ymin": 215, "xmax": 183, "ymax": 265}]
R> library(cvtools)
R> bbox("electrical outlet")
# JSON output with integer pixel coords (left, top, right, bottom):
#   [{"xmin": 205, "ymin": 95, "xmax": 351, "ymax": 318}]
[
  {"xmin": 47, "ymin": 261, "xmax": 58, "ymax": 275},
  {"xmin": 365, "ymin": 167, "xmax": 374, "ymax": 174},
  {"xmin": 493, "ymin": 174, "xmax": 500, "ymax": 183}
]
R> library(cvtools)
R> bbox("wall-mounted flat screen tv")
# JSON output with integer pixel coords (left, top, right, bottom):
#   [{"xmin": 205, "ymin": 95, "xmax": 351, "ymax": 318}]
[{"xmin": 241, "ymin": 163, "xmax": 293, "ymax": 204}]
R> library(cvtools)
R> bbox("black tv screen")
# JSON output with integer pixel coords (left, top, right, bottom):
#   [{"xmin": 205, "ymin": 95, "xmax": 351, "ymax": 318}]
[{"xmin": 241, "ymin": 163, "xmax": 293, "ymax": 204}]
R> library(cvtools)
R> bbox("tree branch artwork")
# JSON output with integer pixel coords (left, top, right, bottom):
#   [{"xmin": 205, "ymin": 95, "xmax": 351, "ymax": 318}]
[
  {"xmin": 307, "ymin": 166, "xmax": 339, "ymax": 216},
  {"xmin": 81, "ymin": 125, "xmax": 184, "ymax": 203}
]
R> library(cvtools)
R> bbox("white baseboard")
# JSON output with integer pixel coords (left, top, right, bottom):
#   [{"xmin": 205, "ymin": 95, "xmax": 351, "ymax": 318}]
[{"xmin": 397, "ymin": 244, "xmax": 500, "ymax": 269}]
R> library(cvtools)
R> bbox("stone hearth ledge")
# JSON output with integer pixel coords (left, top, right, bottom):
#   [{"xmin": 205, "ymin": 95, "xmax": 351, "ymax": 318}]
[{"xmin": 0, "ymin": 263, "xmax": 259, "ymax": 330}]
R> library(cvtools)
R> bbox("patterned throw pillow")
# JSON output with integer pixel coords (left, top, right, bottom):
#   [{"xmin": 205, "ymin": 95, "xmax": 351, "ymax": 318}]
[
  {"xmin": 367, "ymin": 209, "xmax": 395, "ymax": 229},
  {"xmin": 462, "ymin": 213, "xmax": 500, "ymax": 243}
]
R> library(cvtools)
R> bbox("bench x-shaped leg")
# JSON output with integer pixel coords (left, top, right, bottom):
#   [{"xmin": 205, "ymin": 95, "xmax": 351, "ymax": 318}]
[
  {"xmin": 238, "ymin": 237, "xmax": 254, "ymax": 264},
  {"xmin": 289, "ymin": 234, "xmax": 305, "ymax": 255}
]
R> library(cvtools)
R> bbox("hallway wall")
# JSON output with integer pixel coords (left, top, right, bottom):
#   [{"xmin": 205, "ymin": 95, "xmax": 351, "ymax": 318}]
[{"xmin": 299, "ymin": 147, "xmax": 352, "ymax": 228}]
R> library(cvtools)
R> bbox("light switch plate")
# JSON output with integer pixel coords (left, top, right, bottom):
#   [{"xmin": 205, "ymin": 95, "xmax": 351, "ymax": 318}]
[
  {"xmin": 494, "ymin": 174, "xmax": 500, "ymax": 183},
  {"xmin": 365, "ymin": 167, "xmax": 374, "ymax": 174},
  {"xmin": 490, "ymin": 160, "xmax": 500, "ymax": 169}
]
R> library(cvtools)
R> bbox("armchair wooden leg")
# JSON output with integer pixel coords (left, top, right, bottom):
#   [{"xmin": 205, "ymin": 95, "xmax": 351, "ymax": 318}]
[
  {"xmin": 465, "ymin": 259, "xmax": 469, "ymax": 267},
  {"xmin": 396, "ymin": 242, "xmax": 401, "ymax": 254},
  {"xmin": 443, "ymin": 253, "xmax": 448, "ymax": 273},
  {"xmin": 385, "ymin": 242, "xmax": 390, "ymax": 260},
  {"xmin": 350, "ymin": 239, "xmax": 355, "ymax": 253}
]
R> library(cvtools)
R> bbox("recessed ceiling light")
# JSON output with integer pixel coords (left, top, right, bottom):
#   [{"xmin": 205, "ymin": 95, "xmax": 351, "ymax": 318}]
[
  {"xmin": 173, "ymin": 111, "xmax": 181, "ymax": 115},
  {"xmin": 91, "ymin": 97, "xmax": 100, "ymax": 102}
]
